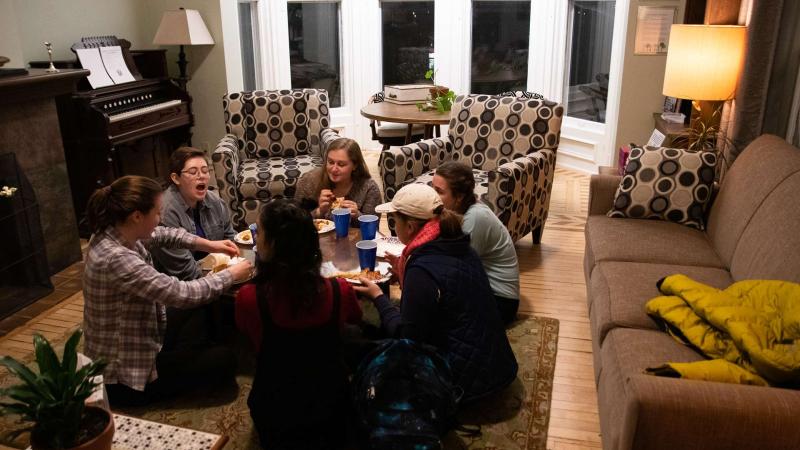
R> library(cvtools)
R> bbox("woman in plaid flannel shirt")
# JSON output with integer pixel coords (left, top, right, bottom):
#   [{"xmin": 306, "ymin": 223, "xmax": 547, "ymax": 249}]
[{"xmin": 82, "ymin": 175, "xmax": 253, "ymax": 407}]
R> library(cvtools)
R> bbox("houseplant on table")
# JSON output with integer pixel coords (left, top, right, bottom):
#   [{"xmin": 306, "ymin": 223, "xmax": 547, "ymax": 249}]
[
  {"xmin": 419, "ymin": 69, "xmax": 456, "ymax": 113},
  {"xmin": 0, "ymin": 329, "xmax": 113, "ymax": 450}
]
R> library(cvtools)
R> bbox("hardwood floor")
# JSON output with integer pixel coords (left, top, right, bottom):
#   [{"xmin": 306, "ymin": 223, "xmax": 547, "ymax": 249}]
[{"xmin": 0, "ymin": 164, "xmax": 602, "ymax": 449}]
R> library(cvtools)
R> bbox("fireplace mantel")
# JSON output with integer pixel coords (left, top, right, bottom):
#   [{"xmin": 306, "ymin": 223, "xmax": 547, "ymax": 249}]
[{"xmin": 0, "ymin": 69, "xmax": 88, "ymax": 274}]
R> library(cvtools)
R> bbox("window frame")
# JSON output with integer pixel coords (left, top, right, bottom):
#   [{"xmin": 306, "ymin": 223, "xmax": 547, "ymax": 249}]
[{"xmin": 224, "ymin": 0, "xmax": 631, "ymax": 170}]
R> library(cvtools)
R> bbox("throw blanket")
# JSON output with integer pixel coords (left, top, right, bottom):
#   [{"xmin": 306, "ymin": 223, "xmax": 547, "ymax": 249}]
[{"xmin": 645, "ymin": 275, "xmax": 800, "ymax": 387}]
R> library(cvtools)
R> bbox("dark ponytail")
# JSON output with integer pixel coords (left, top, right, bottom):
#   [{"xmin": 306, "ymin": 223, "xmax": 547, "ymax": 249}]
[
  {"xmin": 86, "ymin": 175, "xmax": 163, "ymax": 234},
  {"xmin": 435, "ymin": 206, "xmax": 463, "ymax": 239}
]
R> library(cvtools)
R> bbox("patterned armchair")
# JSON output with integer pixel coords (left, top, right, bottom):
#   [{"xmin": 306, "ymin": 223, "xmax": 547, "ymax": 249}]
[
  {"xmin": 379, "ymin": 94, "xmax": 564, "ymax": 244},
  {"xmin": 212, "ymin": 89, "xmax": 340, "ymax": 228}
]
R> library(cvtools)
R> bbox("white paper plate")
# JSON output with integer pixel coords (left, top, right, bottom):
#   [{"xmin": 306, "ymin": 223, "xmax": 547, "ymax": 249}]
[
  {"xmin": 314, "ymin": 219, "xmax": 335, "ymax": 234},
  {"xmin": 320, "ymin": 261, "xmax": 391, "ymax": 285},
  {"xmin": 375, "ymin": 235, "xmax": 405, "ymax": 258},
  {"xmin": 234, "ymin": 229, "xmax": 253, "ymax": 245}
]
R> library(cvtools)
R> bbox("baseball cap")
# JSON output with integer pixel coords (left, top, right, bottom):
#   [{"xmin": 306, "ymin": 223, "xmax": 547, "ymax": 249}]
[{"xmin": 375, "ymin": 183, "xmax": 443, "ymax": 220}]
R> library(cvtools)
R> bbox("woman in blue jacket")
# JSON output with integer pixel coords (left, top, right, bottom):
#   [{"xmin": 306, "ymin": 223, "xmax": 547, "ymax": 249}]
[{"xmin": 354, "ymin": 184, "xmax": 518, "ymax": 403}]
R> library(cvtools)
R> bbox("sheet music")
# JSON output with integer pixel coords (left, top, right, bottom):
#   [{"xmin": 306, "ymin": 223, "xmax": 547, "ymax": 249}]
[
  {"xmin": 99, "ymin": 46, "xmax": 135, "ymax": 84},
  {"xmin": 75, "ymin": 48, "xmax": 114, "ymax": 89}
]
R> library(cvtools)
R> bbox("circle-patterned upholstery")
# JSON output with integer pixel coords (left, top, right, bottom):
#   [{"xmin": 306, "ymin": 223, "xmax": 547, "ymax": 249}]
[
  {"xmin": 608, "ymin": 146, "xmax": 717, "ymax": 230},
  {"xmin": 447, "ymin": 94, "xmax": 564, "ymax": 172},
  {"xmin": 216, "ymin": 89, "xmax": 333, "ymax": 228},
  {"xmin": 403, "ymin": 168, "xmax": 490, "ymax": 203}
]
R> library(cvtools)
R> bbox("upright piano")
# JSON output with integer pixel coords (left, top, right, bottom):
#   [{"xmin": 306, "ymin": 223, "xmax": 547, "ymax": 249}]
[{"xmin": 48, "ymin": 36, "xmax": 193, "ymax": 236}]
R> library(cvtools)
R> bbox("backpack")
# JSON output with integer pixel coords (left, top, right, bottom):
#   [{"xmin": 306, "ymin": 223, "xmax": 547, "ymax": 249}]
[{"xmin": 352, "ymin": 339, "xmax": 462, "ymax": 450}]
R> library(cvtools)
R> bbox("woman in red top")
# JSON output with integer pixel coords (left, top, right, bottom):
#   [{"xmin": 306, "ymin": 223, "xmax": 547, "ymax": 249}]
[{"xmin": 235, "ymin": 199, "xmax": 361, "ymax": 449}]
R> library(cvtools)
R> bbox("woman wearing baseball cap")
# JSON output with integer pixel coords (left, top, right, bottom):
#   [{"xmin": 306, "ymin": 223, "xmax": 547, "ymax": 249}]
[{"xmin": 354, "ymin": 183, "xmax": 518, "ymax": 403}]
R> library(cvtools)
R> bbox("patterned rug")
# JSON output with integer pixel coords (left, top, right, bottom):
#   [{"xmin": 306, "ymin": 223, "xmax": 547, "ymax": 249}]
[{"xmin": 1, "ymin": 312, "xmax": 558, "ymax": 450}]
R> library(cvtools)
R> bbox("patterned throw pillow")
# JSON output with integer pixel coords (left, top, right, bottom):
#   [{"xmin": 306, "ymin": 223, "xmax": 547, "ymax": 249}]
[{"xmin": 607, "ymin": 145, "xmax": 717, "ymax": 229}]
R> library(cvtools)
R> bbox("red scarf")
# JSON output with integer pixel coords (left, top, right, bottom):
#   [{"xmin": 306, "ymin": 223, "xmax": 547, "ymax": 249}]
[{"xmin": 396, "ymin": 219, "xmax": 440, "ymax": 288}]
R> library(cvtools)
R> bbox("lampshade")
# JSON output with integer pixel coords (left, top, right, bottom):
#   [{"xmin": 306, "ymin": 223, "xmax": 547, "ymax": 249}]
[
  {"xmin": 662, "ymin": 25, "xmax": 746, "ymax": 101},
  {"xmin": 153, "ymin": 9, "xmax": 214, "ymax": 46}
]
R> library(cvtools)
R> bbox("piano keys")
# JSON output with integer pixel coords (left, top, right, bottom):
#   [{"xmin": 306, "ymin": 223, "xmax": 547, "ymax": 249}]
[{"xmin": 52, "ymin": 36, "xmax": 193, "ymax": 236}]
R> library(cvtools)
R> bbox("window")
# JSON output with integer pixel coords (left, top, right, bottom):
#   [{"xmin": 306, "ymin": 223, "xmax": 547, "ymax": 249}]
[
  {"xmin": 287, "ymin": 2, "xmax": 342, "ymax": 107},
  {"xmin": 381, "ymin": 1, "xmax": 434, "ymax": 85},
  {"xmin": 565, "ymin": 1, "xmax": 616, "ymax": 123},
  {"xmin": 238, "ymin": 0, "xmax": 261, "ymax": 91},
  {"xmin": 470, "ymin": 1, "xmax": 531, "ymax": 95}
]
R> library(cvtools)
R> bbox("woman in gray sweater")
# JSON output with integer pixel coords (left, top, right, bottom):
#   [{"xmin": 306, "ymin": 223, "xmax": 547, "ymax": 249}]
[{"xmin": 295, "ymin": 138, "xmax": 381, "ymax": 225}]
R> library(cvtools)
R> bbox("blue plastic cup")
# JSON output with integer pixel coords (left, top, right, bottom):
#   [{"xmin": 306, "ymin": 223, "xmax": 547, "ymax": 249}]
[
  {"xmin": 332, "ymin": 208, "xmax": 351, "ymax": 238},
  {"xmin": 248, "ymin": 223, "xmax": 258, "ymax": 244},
  {"xmin": 358, "ymin": 214, "xmax": 379, "ymax": 240},
  {"xmin": 356, "ymin": 240, "xmax": 378, "ymax": 271}
]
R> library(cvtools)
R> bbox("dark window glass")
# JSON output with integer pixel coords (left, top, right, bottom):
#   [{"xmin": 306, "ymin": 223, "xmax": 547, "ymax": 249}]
[
  {"xmin": 566, "ymin": 1, "xmax": 615, "ymax": 123},
  {"xmin": 238, "ymin": 2, "xmax": 257, "ymax": 91},
  {"xmin": 287, "ymin": 2, "xmax": 342, "ymax": 107},
  {"xmin": 470, "ymin": 1, "xmax": 531, "ymax": 95},
  {"xmin": 381, "ymin": 1, "xmax": 435, "ymax": 86}
]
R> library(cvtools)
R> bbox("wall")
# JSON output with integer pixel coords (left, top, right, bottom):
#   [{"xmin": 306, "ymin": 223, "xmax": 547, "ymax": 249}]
[
  {"xmin": 614, "ymin": 0, "xmax": 686, "ymax": 152},
  {"xmin": 0, "ymin": 1, "xmax": 25, "ymax": 68},
  {"xmin": 141, "ymin": 0, "xmax": 230, "ymax": 154},
  {"xmin": 11, "ymin": 0, "xmax": 152, "ymax": 62}
]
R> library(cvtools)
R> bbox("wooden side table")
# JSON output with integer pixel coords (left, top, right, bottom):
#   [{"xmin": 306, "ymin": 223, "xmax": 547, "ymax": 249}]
[
  {"xmin": 361, "ymin": 102, "xmax": 450, "ymax": 145},
  {"xmin": 653, "ymin": 113, "xmax": 691, "ymax": 148}
]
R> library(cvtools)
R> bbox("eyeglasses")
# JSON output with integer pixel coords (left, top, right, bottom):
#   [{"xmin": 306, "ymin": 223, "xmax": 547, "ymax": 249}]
[{"xmin": 181, "ymin": 167, "xmax": 209, "ymax": 177}]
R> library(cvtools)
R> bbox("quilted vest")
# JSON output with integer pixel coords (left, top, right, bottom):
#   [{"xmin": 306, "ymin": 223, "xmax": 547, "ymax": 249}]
[{"xmin": 405, "ymin": 235, "xmax": 518, "ymax": 402}]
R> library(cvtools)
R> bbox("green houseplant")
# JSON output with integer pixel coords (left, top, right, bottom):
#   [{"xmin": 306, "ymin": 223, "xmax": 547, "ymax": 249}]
[
  {"xmin": 0, "ymin": 329, "xmax": 113, "ymax": 450},
  {"xmin": 417, "ymin": 69, "xmax": 456, "ymax": 113}
]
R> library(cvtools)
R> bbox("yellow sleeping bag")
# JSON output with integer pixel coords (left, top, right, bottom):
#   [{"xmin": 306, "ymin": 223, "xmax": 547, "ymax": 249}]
[{"xmin": 645, "ymin": 275, "xmax": 800, "ymax": 386}]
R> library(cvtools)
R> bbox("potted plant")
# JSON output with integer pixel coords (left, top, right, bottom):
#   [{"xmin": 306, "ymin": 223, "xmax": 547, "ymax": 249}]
[
  {"xmin": 424, "ymin": 69, "xmax": 449, "ymax": 99},
  {"xmin": 0, "ymin": 329, "xmax": 113, "ymax": 450}
]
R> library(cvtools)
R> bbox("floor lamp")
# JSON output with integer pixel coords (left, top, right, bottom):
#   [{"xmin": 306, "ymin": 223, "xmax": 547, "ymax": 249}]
[{"xmin": 153, "ymin": 8, "xmax": 215, "ymax": 91}]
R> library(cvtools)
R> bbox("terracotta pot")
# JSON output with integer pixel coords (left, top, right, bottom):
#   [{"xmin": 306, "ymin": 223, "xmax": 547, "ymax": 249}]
[
  {"xmin": 31, "ymin": 406, "xmax": 114, "ymax": 450},
  {"xmin": 429, "ymin": 86, "xmax": 449, "ymax": 99}
]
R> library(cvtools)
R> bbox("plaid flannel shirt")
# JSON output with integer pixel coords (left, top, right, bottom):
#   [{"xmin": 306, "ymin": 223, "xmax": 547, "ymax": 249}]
[{"xmin": 83, "ymin": 226, "xmax": 232, "ymax": 391}]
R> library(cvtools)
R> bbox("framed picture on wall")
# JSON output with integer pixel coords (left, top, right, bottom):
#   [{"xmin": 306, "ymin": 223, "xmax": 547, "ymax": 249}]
[
  {"xmin": 634, "ymin": 6, "xmax": 677, "ymax": 55},
  {"xmin": 663, "ymin": 96, "xmax": 680, "ymax": 113}
]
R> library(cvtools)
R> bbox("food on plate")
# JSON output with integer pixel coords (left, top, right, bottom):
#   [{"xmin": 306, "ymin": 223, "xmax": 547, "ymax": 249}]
[
  {"xmin": 332, "ymin": 197, "xmax": 344, "ymax": 210},
  {"xmin": 314, "ymin": 219, "xmax": 332, "ymax": 231},
  {"xmin": 331, "ymin": 268, "xmax": 384, "ymax": 281},
  {"xmin": 238, "ymin": 229, "xmax": 252, "ymax": 243},
  {"xmin": 200, "ymin": 253, "xmax": 230, "ymax": 271}
]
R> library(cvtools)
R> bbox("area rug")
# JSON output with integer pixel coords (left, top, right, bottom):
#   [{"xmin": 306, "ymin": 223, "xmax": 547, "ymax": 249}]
[{"xmin": 0, "ymin": 313, "xmax": 558, "ymax": 450}]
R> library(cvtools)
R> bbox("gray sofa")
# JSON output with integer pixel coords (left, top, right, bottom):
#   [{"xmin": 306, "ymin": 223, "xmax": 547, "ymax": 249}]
[{"xmin": 584, "ymin": 135, "xmax": 800, "ymax": 449}]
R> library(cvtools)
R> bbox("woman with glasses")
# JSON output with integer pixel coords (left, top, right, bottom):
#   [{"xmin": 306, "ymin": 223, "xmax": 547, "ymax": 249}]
[
  {"xmin": 151, "ymin": 147, "xmax": 239, "ymax": 358},
  {"xmin": 152, "ymin": 147, "xmax": 237, "ymax": 280}
]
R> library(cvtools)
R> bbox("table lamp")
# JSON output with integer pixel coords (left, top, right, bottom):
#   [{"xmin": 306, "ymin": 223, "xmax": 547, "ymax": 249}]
[
  {"xmin": 153, "ymin": 8, "xmax": 215, "ymax": 91},
  {"xmin": 662, "ymin": 25, "xmax": 746, "ymax": 136}
]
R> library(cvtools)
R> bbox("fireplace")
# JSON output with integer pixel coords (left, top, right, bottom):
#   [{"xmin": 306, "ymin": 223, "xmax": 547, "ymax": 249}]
[{"xmin": 0, "ymin": 152, "xmax": 53, "ymax": 319}]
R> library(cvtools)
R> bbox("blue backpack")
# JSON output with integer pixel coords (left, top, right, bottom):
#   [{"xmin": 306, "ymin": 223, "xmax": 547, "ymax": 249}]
[{"xmin": 352, "ymin": 339, "xmax": 462, "ymax": 449}]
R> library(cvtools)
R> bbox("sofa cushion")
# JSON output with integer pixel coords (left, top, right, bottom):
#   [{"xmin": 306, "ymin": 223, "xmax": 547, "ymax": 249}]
[
  {"xmin": 607, "ymin": 145, "xmax": 716, "ymax": 230},
  {"xmin": 729, "ymin": 172, "xmax": 800, "ymax": 282},
  {"xmin": 588, "ymin": 261, "xmax": 733, "ymax": 348},
  {"xmin": 238, "ymin": 154, "xmax": 322, "ymax": 200},
  {"xmin": 707, "ymin": 135, "xmax": 800, "ymax": 268},
  {"xmin": 598, "ymin": 327, "xmax": 800, "ymax": 450},
  {"xmin": 584, "ymin": 215, "xmax": 724, "ymax": 274}
]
